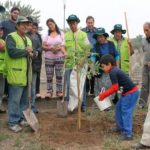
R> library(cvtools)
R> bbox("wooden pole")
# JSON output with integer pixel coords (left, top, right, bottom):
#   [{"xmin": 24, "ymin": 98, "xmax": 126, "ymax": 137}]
[
  {"xmin": 124, "ymin": 12, "xmax": 132, "ymax": 77},
  {"xmin": 124, "ymin": 12, "xmax": 130, "ymax": 40},
  {"xmin": 74, "ymin": 34, "xmax": 81, "ymax": 130},
  {"xmin": 77, "ymin": 66, "xmax": 81, "ymax": 130},
  {"xmin": 63, "ymin": 2, "xmax": 66, "ymax": 31}
]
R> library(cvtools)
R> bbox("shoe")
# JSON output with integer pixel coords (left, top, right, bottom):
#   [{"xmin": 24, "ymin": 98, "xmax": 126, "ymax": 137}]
[
  {"xmin": 139, "ymin": 104, "xmax": 145, "ymax": 109},
  {"xmin": 0, "ymin": 109, "xmax": 6, "ymax": 113},
  {"xmin": 2, "ymin": 94, "xmax": 8, "ymax": 100},
  {"xmin": 9, "ymin": 124, "xmax": 22, "ymax": 133},
  {"xmin": 118, "ymin": 134, "xmax": 133, "ymax": 141},
  {"xmin": 104, "ymin": 107, "xmax": 111, "ymax": 111},
  {"xmin": 81, "ymin": 107, "xmax": 86, "ymax": 112},
  {"xmin": 20, "ymin": 120, "xmax": 29, "ymax": 127},
  {"xmin": 111, "ymin": 127, "xmax": 121, "ymax": 133},
  {"xmin": 132, "ymin": 143, "xmax": 150, "ymax": 149},
  {"xmin": 45, "ymin": 92, "xmax": 52, "ymax": 98},
  {"xmin": 56, "ymin": 92, "xmax": 63, "ymax": 97},
  {"xmin": 31, "ymin": 106, "xmax": 39, "ymax": 114},
  {"xmin": 36, "ymin": 93, "xmax": 41, "ymax": 99}
]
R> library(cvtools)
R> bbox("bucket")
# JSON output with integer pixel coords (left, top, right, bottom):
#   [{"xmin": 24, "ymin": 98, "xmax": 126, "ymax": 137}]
[
  {"xmin": 94, "ymin": 96, "xmax": 112, "ymax": 111},
  {"xmin": 94, "ymin": 87, "xmax": 112, "ymax": 111}
]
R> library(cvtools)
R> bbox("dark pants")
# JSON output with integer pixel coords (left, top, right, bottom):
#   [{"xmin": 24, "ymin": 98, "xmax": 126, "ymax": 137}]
[
  {"xmin": 36, "ymin": 72, "xmax": 40, "ymax": 94},
  {"xmin": 139, "ymin": 66, "xmax": 150, "ymax": 107},
  {"xmin": 86, "ymin": 77, "xmax": 95, "ymax": 94},
  {"xmin": 4, "ymin": 79, "xmax": 9, "ymax": 96}
]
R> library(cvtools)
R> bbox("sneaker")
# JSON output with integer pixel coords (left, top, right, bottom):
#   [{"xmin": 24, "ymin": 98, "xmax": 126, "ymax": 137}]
[
  {"xmin": 0, "ymin": 109, "xmax": 6, "ymax": 113},
  {"xmin": 118, "ymin": 134, "xmax": 133, "ymax": 141},
  {"xmin": 20, "ymin": 120, "xmax": 29, "ymax": 127},
  {"xmin": 139, "ymin": 104, "xmax": 145, "ymax": 109},
  {"xmin": 111, "ymin": 127, "xmax": 121, "ymax": 133},
  {"xmin": 9, "ymin": 124, "xmax": 22, "ymax": 133},
  {"xmin": 81, "ymin": 108, "xmax": 86, "ymax": 112},
  {"xmin": 32, "ymin": 108, "xmax": 39, "ymax": 114},
  {"xmin": 36, "ymin": 93, "xmax": 41, "ymax": 99},
  {"xmin": 45, "ymin": 92, "xmax": 52, "ymax": 98},
  {"xmin": 131, "ymin": 143, "xmax": 150, "ymax": 149}
]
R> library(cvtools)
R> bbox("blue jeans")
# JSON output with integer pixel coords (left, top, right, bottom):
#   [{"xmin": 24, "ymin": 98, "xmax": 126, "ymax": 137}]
[
  {"xmin": 31, "ymin": 72, "xmax": 37, "ymax": 112},
  {"xmin": 64, "ymin": 68, "xmax": 86, "ymax": 109},
  {"xmin": 64, "ymin": 68, "xmax": 72, "ymax": 101},
  {"xmin": 8, "ymin": 85, "xmax": 28, "ymax": 126},
  {"xmin": 82, "ymin": 81, "xmax": 87, "ymax": 110},
  {"xmin": 115, "ymin": 90, "xmax": 139, "ymax": 136}
]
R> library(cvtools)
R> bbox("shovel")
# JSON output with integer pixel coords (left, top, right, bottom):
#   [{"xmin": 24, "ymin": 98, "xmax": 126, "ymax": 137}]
[
  {"xmin": 23, "ymin": 56, "xmax": 39, "ymax": 132},
  {"xmin": 57, "ymin": 66, "xmax": 68, "ymax": 118}
]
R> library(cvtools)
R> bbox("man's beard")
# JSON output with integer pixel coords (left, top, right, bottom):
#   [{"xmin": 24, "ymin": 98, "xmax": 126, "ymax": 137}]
[{"xmin": 11, "ymin": 16, "xmax": 17, "ymax": 22}]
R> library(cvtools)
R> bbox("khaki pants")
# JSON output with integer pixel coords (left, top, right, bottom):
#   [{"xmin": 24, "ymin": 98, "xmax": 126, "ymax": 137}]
[{"xmin": 141, "ymin": 103, "xmax": 150, "ymax": 146}]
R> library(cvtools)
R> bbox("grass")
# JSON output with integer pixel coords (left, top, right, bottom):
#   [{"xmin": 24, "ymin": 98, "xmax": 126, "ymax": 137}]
[
  {"xmin": 14, "ymin": 137, "xmax": 22, "ymax": 147},
  {"xmin": 0, "ymin": 133, "xmax": 10, "ymax": 141}
]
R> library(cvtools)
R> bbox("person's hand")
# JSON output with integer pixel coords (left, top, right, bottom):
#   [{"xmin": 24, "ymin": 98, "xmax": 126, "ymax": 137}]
[
  {"xmin": 99, "ymin": 93, "xmax": 104, "ymax": 101},
  {"xmin": 28, "ymin": 52, "xmax": 33, "ymax": 57},
  {"xmin": 148, "ymin": 61, "xmax": 150, "ymax": 67},
  {"xmin": 26, "ymin": 46, "xmax": 33, "ymax": 53},
  {"xmin": 127, "ymin": 39, "xmax": 132, "ymax": 46},
  {"xmin": 63, "ymin": 51, "xmax": 67, "ymax": 57}
]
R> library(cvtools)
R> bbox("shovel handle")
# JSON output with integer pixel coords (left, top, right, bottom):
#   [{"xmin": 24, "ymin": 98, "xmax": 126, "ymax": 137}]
[{"xmin": 27, "ymin": 56, "xmax": 32, "ymax": 109}]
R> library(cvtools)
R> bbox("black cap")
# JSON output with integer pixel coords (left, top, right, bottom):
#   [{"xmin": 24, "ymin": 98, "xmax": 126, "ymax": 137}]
[{"xmin": 66, "ymin": 14, "xmax": 80, "ymax": 23}]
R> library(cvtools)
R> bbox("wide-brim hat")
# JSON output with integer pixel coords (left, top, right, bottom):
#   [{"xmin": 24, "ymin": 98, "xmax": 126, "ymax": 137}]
[
  {"xmin": 93, "ymin": 27, "xmax": 109, "ymax": 39},
  {"xmin": 16, "ymin": 16, "xmax": 31, "ymax": 24},
  {"xmin": 66, "ymin": 14, "xmax": 80, "ymax": 23},
  {"xmin": 111, "ymin": 24, "xmax": 126, "ymax": 34},
  {"xmin": 0, "ymin": 5, "xmax": 5, "ymax": 13}
]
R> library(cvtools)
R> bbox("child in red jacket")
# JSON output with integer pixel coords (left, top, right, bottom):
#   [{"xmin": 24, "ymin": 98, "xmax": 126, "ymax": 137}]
[{"xmin": 99, "ymin": 54, "xmax": 139, "ymax": 141}]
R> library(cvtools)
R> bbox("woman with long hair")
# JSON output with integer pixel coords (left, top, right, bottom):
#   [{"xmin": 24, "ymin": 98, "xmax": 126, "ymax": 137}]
[{"xmin": 43, "ymin": 18, "xmax": 66, "ymax": 98}]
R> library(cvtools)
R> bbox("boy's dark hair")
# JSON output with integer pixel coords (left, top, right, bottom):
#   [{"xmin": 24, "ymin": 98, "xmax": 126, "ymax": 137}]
[
  {"xmin": 10, "ymin": 7, "xmax": 20, "ymax": 13},
  {"xmin": 100, "ymin": 54, "xmax": 116, "ymax": 65}
]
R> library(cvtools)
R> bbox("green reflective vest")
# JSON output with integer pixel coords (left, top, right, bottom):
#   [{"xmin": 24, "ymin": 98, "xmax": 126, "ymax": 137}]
[
  {"xmin": 0, "ymin": 39, "xmax": 5, "ymax": 74},
  {"xmin": 109, "ymin": 37, "xmax": 129, "ymax": 74},
  {"xmin": 5, "ymin": 32, "xmax": 32, "ymax": 86},
  {"xmin": 65, "ymin": 29, "xmax": 90, "ymax": 68}
]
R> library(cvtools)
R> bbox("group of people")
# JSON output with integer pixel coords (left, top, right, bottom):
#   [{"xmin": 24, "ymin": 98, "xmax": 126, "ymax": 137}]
[{"xmin": 0, "ymin": 5, "xmax": 150, "ymax": 149}]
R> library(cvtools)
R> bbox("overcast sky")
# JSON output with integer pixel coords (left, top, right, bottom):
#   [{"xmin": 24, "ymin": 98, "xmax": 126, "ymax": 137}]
[{"xmin": 1, "ymin": 0, "xmax": 150, "ymax": 38}]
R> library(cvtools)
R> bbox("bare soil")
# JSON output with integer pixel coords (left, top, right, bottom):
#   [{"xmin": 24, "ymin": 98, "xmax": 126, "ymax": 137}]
[{"xmin": 0, "ymin": 106, "xmax": 146, "ymax": 150}]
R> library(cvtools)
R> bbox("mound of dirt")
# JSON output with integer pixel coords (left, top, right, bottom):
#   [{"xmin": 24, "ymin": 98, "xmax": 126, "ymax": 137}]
[{"xmin": 38, "ymin": 111, "xmax": 113, "ymax": 149}]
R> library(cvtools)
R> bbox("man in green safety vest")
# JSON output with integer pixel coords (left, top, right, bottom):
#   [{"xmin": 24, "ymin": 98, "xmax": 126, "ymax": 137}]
[
  {"xmin": 0, "ymin": 23, "xmax": 6, "ymax": 113},
  {"xmin": 65, "ymin": 14, "xmax": 90, "ymax": 112},
  {"xmin": 5, "ymin": 16, "xmax": 33, "ymax": 133},
  {"xmin": 109, "ymin": 24, "xmax": 134, "ymax": 74}
]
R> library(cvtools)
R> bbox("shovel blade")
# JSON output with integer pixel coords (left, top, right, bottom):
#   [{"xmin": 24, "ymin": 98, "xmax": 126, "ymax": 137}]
[
  {"xmin": 23, "ymin": 108, "xmax": 39, "ymax": 132},
  {"xmin": 57, "ymin": 101, "xmax": 68, "ymax": 118}
]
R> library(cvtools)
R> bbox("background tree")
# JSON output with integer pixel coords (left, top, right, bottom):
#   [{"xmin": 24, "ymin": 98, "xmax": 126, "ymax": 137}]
[
  {"xmin": 0, "ymin": 0, "xmax": 40, "ymax": 24},
  {"xmin": 131, "ymin": 35, "xmax": 143, "ymax": 52}
]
